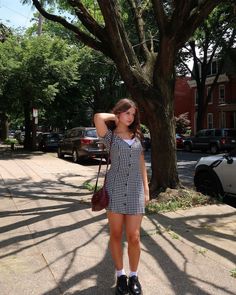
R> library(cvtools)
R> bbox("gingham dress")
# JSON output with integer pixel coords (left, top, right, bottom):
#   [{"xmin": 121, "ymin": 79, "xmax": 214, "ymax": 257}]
[{"xmin": 102, "ymin": 129, "xmax": 145, "ymax": 214}]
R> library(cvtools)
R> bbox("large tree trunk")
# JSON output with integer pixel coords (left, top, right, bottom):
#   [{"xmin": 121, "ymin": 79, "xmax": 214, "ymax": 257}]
[
  {"xmin": 24, "ymin": 102, "xmax": 32, "ymax": 150},
  {"xmin": 145, "ymin": 98, "xmax": 178, "ymax": 194},
  {"xmin": 0, "ymin": 112, "xmax": 9, "ymax": 140}
]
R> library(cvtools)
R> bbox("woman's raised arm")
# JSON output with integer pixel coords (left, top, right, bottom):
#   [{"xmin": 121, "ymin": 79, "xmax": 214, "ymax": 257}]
[{"xmin": 94, "ymin": 113, "xmax": 117, "ymax": 137}]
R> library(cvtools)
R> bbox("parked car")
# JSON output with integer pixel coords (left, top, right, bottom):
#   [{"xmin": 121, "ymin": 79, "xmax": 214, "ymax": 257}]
[
  {"xmin": 57, "ymin": 127, "xmax": 107, "ymax": 162},
  {"xmin": 14, "ymin": 130, "xmax": 25, "ymax": 144},
  {"xmin": 38, "ymin": 132, "xmax": 63, "ymax": 152},
  {"xmin": 183, "ymin": 128, "xmax": 236, "ymax": 154},
  {"xmin": 142, "ymin": 135, "xmax": 151, "ymax": 151},
  {"xmin": 194, "ymin": 149, "xmax": 236, "ymax": 198},
  {"xmin": 176, "ymin": 133, "xmax": 184, "ymax": 149}
]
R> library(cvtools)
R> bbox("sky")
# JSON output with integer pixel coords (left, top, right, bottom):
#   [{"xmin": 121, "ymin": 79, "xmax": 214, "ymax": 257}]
[{"xmin": 0, "ymin": 0, "xmax": 34, "ymax": 29}]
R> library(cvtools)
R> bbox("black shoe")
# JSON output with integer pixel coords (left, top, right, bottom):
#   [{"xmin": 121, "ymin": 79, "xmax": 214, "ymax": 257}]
[
  {"xmin": 115, "ymin": 275, "xmax": 129, "ymax": 295},
  {"xmin": 128, "ymin": 276, "xmax": 142, "ymax": 295}
]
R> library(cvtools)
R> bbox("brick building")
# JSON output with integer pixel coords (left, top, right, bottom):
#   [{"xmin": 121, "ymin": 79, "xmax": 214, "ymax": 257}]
[{"xmin": 187, "ymin": 49, "xmax": 236, "ymax": 134}]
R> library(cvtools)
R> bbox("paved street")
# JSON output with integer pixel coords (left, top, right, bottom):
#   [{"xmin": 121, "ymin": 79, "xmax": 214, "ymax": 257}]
[{"xmin": 66, "ymin": 149, "xmax": 208, "ymax": 188}]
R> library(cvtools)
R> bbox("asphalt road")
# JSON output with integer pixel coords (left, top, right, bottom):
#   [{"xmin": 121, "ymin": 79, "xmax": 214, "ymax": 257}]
[
  {"xmin": 49, "ymin": 149, "xmax": 236, "ymax": 208},
  {"xmin": 57, "ymin": 149, "xmax": 207, "ymax": 188}
]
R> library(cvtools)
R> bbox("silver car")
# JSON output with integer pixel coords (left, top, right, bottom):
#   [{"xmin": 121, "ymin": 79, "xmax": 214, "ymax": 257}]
[
  {"xmin": 57, "ymin": 127, "xmax": 107, "ymax": 163},
  {"xmin": 194, "ymin": 149, "xmax": 236, "ymax": 198}
]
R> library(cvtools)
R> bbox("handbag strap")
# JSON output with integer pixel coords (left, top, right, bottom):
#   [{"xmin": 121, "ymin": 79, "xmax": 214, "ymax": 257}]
[{"xmin": 94, "ymin": 132, "xmax": 113, "ymax": 192}]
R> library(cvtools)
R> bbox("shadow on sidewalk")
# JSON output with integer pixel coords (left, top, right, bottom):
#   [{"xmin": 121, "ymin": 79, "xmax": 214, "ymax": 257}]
[{"xmin": 0, "ymin": 155, "xmax": 235, "ymax": 294}]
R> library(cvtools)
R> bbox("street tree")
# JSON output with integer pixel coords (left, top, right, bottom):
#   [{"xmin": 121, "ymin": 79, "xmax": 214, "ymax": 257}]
[
  {"xmin": 0, "ymin": 34, "xmax": 79, "ymax": 149},
  {"xmin": 25, "ymin": 13, "xmax": 124, "ymax": 128},
  {"xmin": 29, "ymin": 0, "xmax": 224, "ymax": 194}
]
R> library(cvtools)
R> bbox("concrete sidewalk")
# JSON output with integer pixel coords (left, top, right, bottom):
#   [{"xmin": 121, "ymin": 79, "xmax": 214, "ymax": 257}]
[{"xmin": 0, "ymin": 151, "xmax": 235, "ymax": 295}]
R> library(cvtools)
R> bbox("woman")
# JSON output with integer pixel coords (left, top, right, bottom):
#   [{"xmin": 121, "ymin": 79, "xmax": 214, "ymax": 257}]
[{"xmin": 94, "ymin": 98, "xmax": 149, "ymax": 295}]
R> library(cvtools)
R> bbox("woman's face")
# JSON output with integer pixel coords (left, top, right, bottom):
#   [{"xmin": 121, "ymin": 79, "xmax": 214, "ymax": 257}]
[{"xmin": 118, "ymin": 107, "xmax": 136, "ymax": 127}]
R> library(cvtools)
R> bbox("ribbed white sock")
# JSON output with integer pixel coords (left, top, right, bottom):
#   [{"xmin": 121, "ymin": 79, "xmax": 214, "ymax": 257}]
[
  {"xmin": 116, "ymin": 269, "xmax": 126, "ymax": 277},
  {"xmin": 129, "ymin": 271, "xmax": 138, "ymax": 277}
]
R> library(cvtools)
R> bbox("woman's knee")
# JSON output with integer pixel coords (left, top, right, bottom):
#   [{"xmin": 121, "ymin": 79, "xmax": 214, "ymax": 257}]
[
  {"xmin": 110, "ymin": 230, "xmax": 123, "ymax": 242},
  {"xmin": 127, "ymin": 233, "xmax": 140, "ymax": 246}
]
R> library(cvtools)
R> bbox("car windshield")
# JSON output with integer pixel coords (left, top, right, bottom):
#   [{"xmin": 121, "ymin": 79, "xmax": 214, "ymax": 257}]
[{"xmin": 85, "ymin": 129, "xmax": 97, "ymax": 138}]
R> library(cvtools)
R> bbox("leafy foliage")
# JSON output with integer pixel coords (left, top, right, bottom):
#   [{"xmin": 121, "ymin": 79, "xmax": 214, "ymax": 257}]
[{"xmin": 175, "ymin": 113, "xmax": 190, "ymax": 134}]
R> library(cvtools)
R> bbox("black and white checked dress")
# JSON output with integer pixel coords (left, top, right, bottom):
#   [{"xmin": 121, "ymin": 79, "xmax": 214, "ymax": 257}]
[{"xmin": 102, "ymin": 129, "xmax": 145, "ymax": 214}]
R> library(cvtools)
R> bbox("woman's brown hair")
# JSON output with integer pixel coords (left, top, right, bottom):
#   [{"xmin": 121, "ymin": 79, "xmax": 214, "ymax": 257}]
[{"xmin": 107, "ymin": 98, "xmax": 142, "ymax": 139}]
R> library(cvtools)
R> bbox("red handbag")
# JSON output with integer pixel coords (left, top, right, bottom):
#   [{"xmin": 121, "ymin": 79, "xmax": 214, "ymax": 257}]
[
  {"xmin": 91, "ymin": 133, "xmax": 113, "ymax": 211},
  {"xmin": 91, "ymin": 186, "xmax": 109, "ymax": 211}
]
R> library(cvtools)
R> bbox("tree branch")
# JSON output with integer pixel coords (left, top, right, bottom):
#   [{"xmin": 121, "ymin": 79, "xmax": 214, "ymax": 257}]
[
  {"xmin": 32, "ymin": 0, "xmax": 112, "ymax": 58},
  {"xmin": 67, "ymin": 0, "xmax": 107, "ymax": 43},
  {"xmin": 172, "ymin": 0, "xmax": 223, "ymax": 49},
  {"xmin": 97, "ymin": 0, "xmax": 148, "ymax": 85},
  {"xmin": 127, "ymin": 0, "xmax": 150, "ymax": 59},
  {"xmin": 151, "ymin": 0, "xmax": 169, "ymax": 36}
]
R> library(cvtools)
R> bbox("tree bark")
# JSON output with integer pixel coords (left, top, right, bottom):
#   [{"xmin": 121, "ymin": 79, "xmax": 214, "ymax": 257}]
[
  {"xmin": 0, "ymin": 112, "xmax": 9, "ymax": 140},
  {"xmin": 23, "ymin": 103, "xmax": 32, "ymax": 150}
]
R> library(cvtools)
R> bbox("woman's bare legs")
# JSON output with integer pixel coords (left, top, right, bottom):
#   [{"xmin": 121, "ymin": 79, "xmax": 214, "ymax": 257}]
[
  {"xmin": 107, "ymin": 211, "xmax": 125, "ymax": 270},
  {"xmin": 125, "ymin": 214, "xmax": 143, "ymax": 272}
]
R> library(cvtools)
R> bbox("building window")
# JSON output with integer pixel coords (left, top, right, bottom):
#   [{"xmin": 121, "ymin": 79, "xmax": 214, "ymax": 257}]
[
  {"xmin": 207, "ymin": 113, "xmax": 213, "ymax": 129},
  {"xmin": 206, "ymin": 60, "xmax": 218, "ymax": 76},
  {"xmin": 207, "ymin": 86, "xmax": 213, "ymax": 104},
  {"xmin": 220, "ymin": 111, "xmax": 226, "ymax": 128},
  {"xmin": 219, "ymin": 85, "xmax": 225, "ymax": 104},
  {"xmin": 195, "ymin": 89, "xmax": 198, "ymax": 105},
  {"xmin": 212, "ymin": 60, "xmax": 217, "ymax": 75}
]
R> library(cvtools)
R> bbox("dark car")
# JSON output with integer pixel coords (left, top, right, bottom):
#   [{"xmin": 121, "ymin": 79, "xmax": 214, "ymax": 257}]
[
  {"xmin": 183, "ymin": 128, "xmax": 236, "ymax": 154},
  {"xmin": 176, "ymin": 134, "xmax": 184, "ymax": 149},
  {"xmin": 38, "ymin": 132, "xmax": 63, "ymax": 152},
  {"xmin": 57, "ymin": 127, "xmax": 107, "ymax": 162}
]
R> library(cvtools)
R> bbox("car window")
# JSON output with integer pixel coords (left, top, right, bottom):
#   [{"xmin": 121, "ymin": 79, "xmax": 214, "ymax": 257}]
[
  {"xmin": 85, "ymin": 129, "xmax": 97, "ymax": 138},
  {"xmin": 196, "ymin": 130, "xmax": 206, "ymax": 137},
  {"xmin": 70, "ymin": 129, "xmax": 80, "ymax": 137},
  {"xmin": 65, "ymin": 130, "xmax": 73, "ymax": 138},
  {"xmin": 215, "ymin": 129, "xmax": 222, "ymax": 136},
  {"xmin": 225, "ymin": 129, "xmax": 236, "ymax": 137},
  {"xmin": 205, "ymin": 130, "xmax": 214, "ymax": 136},
  {"xmin": 50, "ymin": 133, "xmax": 60, "ymax": 139}
]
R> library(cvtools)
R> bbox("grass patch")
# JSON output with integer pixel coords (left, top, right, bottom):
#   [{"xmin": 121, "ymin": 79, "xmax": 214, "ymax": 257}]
[
  {"xmin": 193, "ymin": 247, "xmax": 208, "ymax": 256},
  {"xmin": 146, "ymin": 188, "xmax": 219, "ymax": 214},
  {"xmin": 230, "ymin": 268, "xmax": 236, "ymax": 278},
  {"xmin": 82, "ymin": 180, "xmax": 102, "ymax": 192}
]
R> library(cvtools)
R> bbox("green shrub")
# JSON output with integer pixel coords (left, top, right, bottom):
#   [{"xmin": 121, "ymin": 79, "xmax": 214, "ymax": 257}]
[{"xmin": 3, "ymin": 138, "xmax": 18, "ymax": 145}]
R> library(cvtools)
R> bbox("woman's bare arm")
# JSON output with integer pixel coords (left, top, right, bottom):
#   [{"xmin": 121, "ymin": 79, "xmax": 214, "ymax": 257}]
[
  {"xmin": 140, "ymin": 152, "xmax": 150, "ymax": 205},
  {"xmin": 94, "ymin": 113, "xmax": 117, "ymax": 137}
]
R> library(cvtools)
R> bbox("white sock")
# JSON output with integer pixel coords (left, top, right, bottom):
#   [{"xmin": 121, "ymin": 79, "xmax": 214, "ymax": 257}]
[
  {"xmin": 116, "ymin": 269, "xmax": 126, "ymax": 277},
  {"xmin": 129, "ymin": 271, "xmax": 138, "ymax": 277}
]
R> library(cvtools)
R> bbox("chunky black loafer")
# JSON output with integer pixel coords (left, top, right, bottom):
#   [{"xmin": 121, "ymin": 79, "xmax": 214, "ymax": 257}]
[
  {"xmin": 115, "ymin": 275, "xmax": 129, "ymax": 295},
  {"xmin": 128, "ymin": 276, "xmax": 142, "ymax": 295}
]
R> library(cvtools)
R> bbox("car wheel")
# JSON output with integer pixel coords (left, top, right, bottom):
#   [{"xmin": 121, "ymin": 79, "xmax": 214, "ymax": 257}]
[
  {"xmin": 72, "ymin": 149, "xmax": 79, "ymax": 163},
  {"xmin": 194, "ymin": 171, "xmax": 223, "ymax": 198},
  {"xmin": 210, "ymin": 144, "xmax": 219, "ymax": 154},
  {"xmin": 184, "ymin": 143, "xmax": 192, "ymax": 152},
  {"xmin": 57, "ymin": 147, "xmax": 64, "ymax": 159}
]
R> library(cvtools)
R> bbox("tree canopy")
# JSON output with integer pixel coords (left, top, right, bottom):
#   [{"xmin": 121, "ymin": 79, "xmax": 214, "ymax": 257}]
[{"xmin": 0, "ymin": 34, "xmax": 80, "ymax": 147}]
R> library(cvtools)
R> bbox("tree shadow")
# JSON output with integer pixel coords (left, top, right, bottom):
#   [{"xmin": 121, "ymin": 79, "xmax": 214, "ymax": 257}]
[{"xmin": 1, "ymin": 155, "xmax": 236, "ymax": 294}]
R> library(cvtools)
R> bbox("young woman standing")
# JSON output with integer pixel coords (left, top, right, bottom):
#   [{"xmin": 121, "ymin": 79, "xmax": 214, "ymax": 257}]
[{"xmin": 94, "ymin": 98, "xmax": 149, "ymax": 295}]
